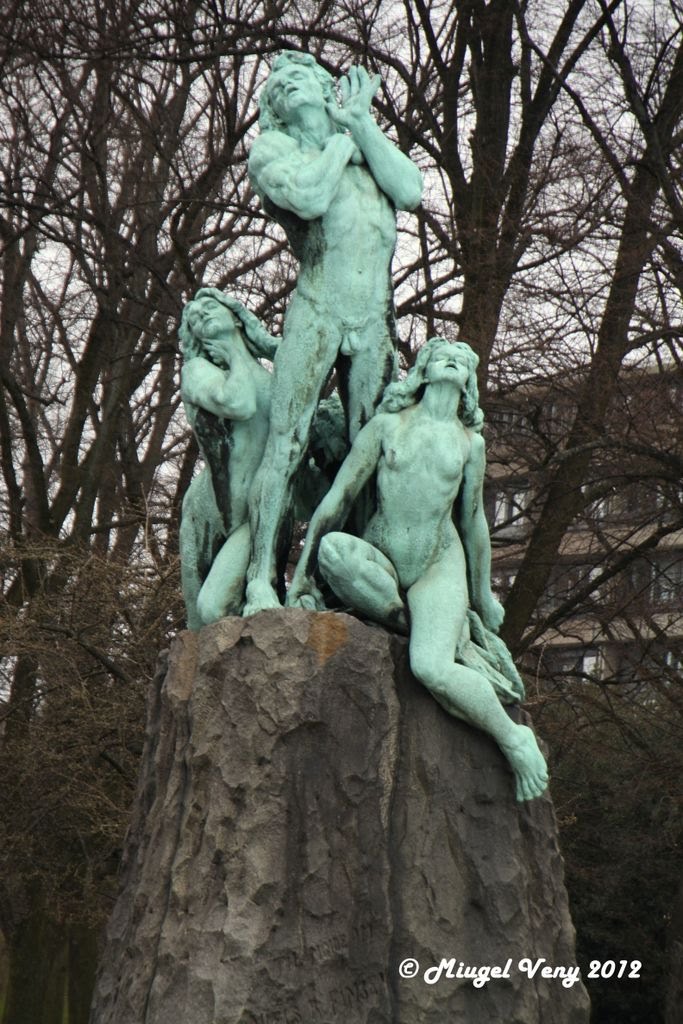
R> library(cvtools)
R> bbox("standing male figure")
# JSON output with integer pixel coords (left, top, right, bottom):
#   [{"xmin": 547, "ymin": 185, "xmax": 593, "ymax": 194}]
[{"xmin": 244, "ymin": 52, "xmax": 423, "ymax": 613}]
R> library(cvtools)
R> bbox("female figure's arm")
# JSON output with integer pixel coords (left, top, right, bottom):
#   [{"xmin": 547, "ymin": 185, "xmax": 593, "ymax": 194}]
[
  {"xmin": 458, "ymin": 432, "xmax": 504, "ymax": 633},
  {"xmin": 288, "ymin": 416, "xmax": 385, "ymax": 604},
  {"xmin": 181, "ymin": 354, "xmax": 257, "ymax": 421}
]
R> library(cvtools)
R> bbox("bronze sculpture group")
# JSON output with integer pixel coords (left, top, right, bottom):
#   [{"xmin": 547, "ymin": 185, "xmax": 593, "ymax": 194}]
[{"xmin": 179, "ymin": 52, "xmax": 548, "ymax": 802}]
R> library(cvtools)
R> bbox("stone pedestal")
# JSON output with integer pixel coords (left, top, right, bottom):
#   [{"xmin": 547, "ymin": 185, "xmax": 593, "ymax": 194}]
[{"xmin": 89, "ymin": 610, "xmax": 589, "ymax": 1023}]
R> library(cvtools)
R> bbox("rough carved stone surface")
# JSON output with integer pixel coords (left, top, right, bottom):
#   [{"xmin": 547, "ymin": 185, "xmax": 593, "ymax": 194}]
[{"xmin": 90, "ymin": 611, "xmax": 589, "ymax": 1024}]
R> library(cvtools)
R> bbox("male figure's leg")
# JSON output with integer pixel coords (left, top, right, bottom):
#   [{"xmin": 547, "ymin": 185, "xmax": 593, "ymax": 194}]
[
  {"xmin": 340, "ymin": 322, "xmax": 397, "ymax": 439},
  {"xmin": 333, "ymin": 323, "xmax": 397, "ymax": 536},
  {"xmin": 245, "ymin": 297, "xmax": 341, "ymax": 613}
]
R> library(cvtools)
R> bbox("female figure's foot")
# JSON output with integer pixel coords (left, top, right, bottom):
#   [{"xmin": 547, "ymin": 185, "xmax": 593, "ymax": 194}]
[{"xmin": 500, "ymin": 724, "xmax": 549, "ymax": 802}]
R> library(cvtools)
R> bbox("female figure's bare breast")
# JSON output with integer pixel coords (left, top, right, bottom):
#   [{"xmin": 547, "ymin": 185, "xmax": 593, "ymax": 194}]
[{"xmin": 365, "ymin": 412, "xmax": 470, "ymax": 588}]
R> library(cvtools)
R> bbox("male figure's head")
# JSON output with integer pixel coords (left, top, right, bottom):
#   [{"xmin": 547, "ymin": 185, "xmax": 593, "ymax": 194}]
[{"xmin": 259, "ymin": 52, "xmax": 337, "ymax": 133}]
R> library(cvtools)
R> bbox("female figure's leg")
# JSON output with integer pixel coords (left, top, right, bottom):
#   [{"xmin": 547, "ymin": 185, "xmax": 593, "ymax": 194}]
[
  {"xmin": 180, "ymin": 470, "xmax": 223, "ymax": 630},
  {"xmin": 407, "ymin": 545, "xmax": 548, "ymax": 802},
  {"xmin": 317, "ymin": 532, "xmax": 408, "ymax": 632},
  {"xmin": 196, "ymin": 521, "xmax": 251, "ymax": 625}
]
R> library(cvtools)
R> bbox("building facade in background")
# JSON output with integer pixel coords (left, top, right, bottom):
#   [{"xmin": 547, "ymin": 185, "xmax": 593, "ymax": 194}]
[{"xmin": 485, "ymin": 364, "xmax": 683, "ymax": 693}]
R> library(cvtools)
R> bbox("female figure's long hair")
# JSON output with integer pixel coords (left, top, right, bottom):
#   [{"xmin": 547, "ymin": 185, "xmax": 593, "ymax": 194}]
[
  {"xmin": 379, "ymin": 338, "xmax": 484, "ymax": 431},
  {"xmin": 179, "ymin": 288, "xmax": 277, "ymax": 362}
]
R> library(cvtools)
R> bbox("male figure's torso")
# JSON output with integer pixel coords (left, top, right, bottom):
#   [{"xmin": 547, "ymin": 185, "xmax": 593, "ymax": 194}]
[{"xmin": 267, "ymin": 146, "xmax": 397, "ymax": 323}]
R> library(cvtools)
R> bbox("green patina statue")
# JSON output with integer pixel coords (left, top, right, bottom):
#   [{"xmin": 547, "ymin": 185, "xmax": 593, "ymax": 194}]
[
  {"xmin": 287, "ymin": 339, "xmax": 548, "ymax": 801},
  {"xmin": 177, "ymin": 56, "xmax": 545, "ymax": 800},
  {"xmin": 179, "ymin": 288, "xmax": 276, "ymax": 629},
  {"xmin": 179, "ymin": 286, "xmax": 346, "ymax": 628},
  {"xmin": 243, "ymin": 52, "xmax": 423, "ymax": 614}
]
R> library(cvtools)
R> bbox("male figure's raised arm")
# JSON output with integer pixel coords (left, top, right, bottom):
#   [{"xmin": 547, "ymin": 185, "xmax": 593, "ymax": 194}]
[
  {"xmin": 288, "ymin": 415, "xmax": 385, "ymax": 604},
  {"xmin": 458, "ymin": 432, "xmax": 505, "ymax": 633},
  {"xmin": 328, "ymin": 67, "xmax": 423, "ymax": 211},
  {"xmin": 249, "ymin": 130, "xmax": 356, "ymax": 221}
]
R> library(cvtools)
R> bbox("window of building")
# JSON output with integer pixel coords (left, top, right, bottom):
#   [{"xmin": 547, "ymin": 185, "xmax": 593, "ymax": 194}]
[
  {"xmin": 615, "ymin": 643, "xmax": 683, "ymax": 687},
  {"xmin": 547, "ymin": 398, "xmax": 575, "ymax": 433},
  {"xmin": 585, "ymin": 481, "xmax": 672, "ymax": 524},
  {"xmin": 625, "ymin": 559, "xmax": 653, "ymax": 600},
  {"xmin": 539, "ymin": 563, "xmax": 594, "ymax": 614},
  {"xmin": 491, "ymin": 569, "xmax": 517, "ymax": 599},
  {"xmin": 589, "ymin": 486, "xmax": 622, "ymax": 519},
  {"xmin": 664, "ymin": 648, "xmax": 683, "ymax": 676},
  {"xmin": 489, "ymin": 407, "xmax": 525, "ymax": 431},
  {"xmin": 650, "ymin": 556, "xmax": 683, "ymax": 607},
  {"xmin": 492, "ymin": 485, "xmax": 530, "ymax": 532},
  {"xmin": 545, "ymin": 646, "xmax": 602, "ymax": 679}
]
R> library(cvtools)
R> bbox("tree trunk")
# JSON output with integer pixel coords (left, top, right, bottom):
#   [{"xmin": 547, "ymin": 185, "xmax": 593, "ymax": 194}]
[
  {"xmin": 68, "ymin": 922, "xmax": 100, "ymax": 1024},
  {"xmin": 500, "ymin": 156, "xmax": 662, "ymax": 651},
  {"xmin": 665, "ymin": 868, "xmax": 683, "ymax": 1024},
  {"xmin": 3, "ymin": 895, "xmax": 66, "ymax": 1024}
]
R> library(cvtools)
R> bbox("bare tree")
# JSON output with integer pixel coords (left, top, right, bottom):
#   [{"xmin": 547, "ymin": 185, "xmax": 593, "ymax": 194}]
[
  {"xmin": 0, "ymin": 5, "xmax": 289, "ymax": 1019},
  {"xmin": 498, "ymin": 1, "xmax": 683, "ymax": 648},
  {"xmin": 1, "ymin": 1, "xmax": 682, "ymax": 1020}
]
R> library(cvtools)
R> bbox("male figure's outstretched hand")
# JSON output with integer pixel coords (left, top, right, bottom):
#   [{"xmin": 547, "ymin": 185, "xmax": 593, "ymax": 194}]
[{"xmin": 325, "ymin": 64, "xmax": 422, "ymax": 210}]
